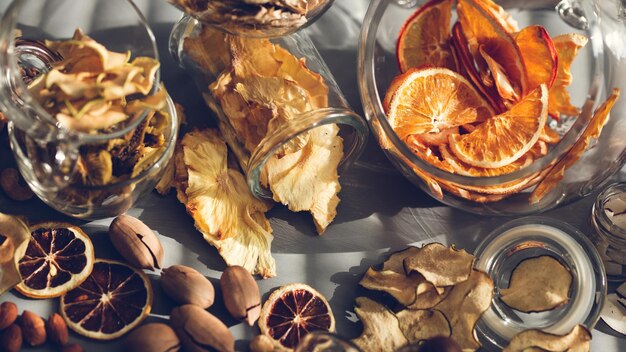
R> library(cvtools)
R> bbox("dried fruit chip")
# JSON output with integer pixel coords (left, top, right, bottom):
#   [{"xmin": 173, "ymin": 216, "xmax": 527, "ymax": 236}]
[
  {"xmin": 404, "ymin": 243, "xmax": 474, "ymax": 287},
  {"xmin": 478, "ymin": 0, "xmax": 518, "ymax": 32},
  {"xmin": 351, "ymin": 297, "xmax": 408, "ymax": 352},
  {"xmin": 396, "ymin": 0, "xmax": 456, "ymax": 72},
  {"xmin": 383, "ymin": 246, "xmax": 421, "ymax": 272},
  {"xmin": 409, "ymin": 283, "xmax": 451, "ymax": 310},
  {"xmin": 385, "ymin": 67, "xmax": 494, "ymax": 140},
  {"xmin": 449, "ymin": 84, "xmax": 548, "ymax": 168},
  {"xmin": 500, "ymin": 256, "xmax": 572, "ymax": 313},
  {"xmin": 396, "ymin": 309, "xmax": 451, "ymax": 344},
  {"xmin": 549, "ymin": 34, "xmax": 588, "ymax": 118},
  {"xmin": 440, "ymin": 144, "xmax": 534, "ymax": 178},
  {"xmin": 60, "ymin": 259, "xmax": 152, "ymax": 340},
  {"xmin": 359, "ymin": 268, "xmax": 423, "ymax": 306},
  {"xmin": 502, "ymin": 324, "xmax": 591, "ymax": 352},
  {"xmin": 15, "ymin": 222, "xmax": 95, "ymax": 299},
  {"xmin": 540, "ymin": 124, "xmax": 561, "ymax": 144},
  {"xmin": 515, "ymin": 25, "xmax": 558, "ymax": 91},
  {"xmin": 0, "ymin": 214, "xmax": 30, "ymax": 295},
  {"xmin": 174, "ymin": 129, "xmax": 276, "ymax": 278},
  {"xmin": 601, "ymin": 293, "xmax": 626, "ymax": 335},
  {"xmin": 259, "ymin": 283, "xmax": 335, "ymax": 351},
  {"xmin": 530, "ymin": 89, "xmax": 620, "ymax": 203},
  {"xmin": 435, "ymin": 270, "xmax": 495, "ymax": 351},
  {"xmin": 479, "ymin": 45, "xmax": 520, "ymax": 102}
]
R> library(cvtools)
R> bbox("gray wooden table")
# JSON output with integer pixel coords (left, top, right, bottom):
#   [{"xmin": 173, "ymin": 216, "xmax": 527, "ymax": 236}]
[{"xmin": 0, "ymin": 0, "xmax": 624, "ymax": 351}]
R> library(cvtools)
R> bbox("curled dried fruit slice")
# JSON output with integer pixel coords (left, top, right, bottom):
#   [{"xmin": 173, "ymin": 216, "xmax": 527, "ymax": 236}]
[
  {"xmin": 449, "ymin": 84, "xmax": 548, "ymax": 169},
  {"xmin": 360, "ymin": 268, "xmax": 422, "ymax": 306},
  {"xmin": 0, "ymin": 214, "xmax": 30, "ymax": 295},
  {"xmin": 530, "ymin": 89, "xmax": 620, "ymax": 203},
  {"xmin": 515, "ymin": 25, "xmax": 558, "ymax": 91},
  {"xmin": 404, "ymin": 243, "xmax": 474, "ymax": 287},
  {"xmin": 385, "ymin": 67, "xmax": 494, "ymax": 140},
  {"xmin": 549, "ymin": 34, "xmax": 588, "ymax": 118},
  {"xmin": 396, "ymin": 0, "xmax": 456, "ymax": 72},
  {"xmin": 60, "ymin": 259, "xmax": 152, "ymax": 340},
  {"xmin": 259, "ymin": 283, "xmax": 335, "ymax": 351},
  {"xmin": 15, "ymin": 222, "xmax": 95, "ymax": 299},
  {"xmin": 500, "ymin": 256, "xmax": 572, "ymax": 313},
  {"xmin": 351, "ymin": 297, "xmax": 408, "ymax": 352},
  {"xmin": 435, "ymin": 270, "xmax": 495, "ymax": 351},
  {"xmin": 502, "ymin": 324, "xmax": 591, "ymax": 352},
  {"xmin": 396, "ymin": 309, "xmax": 451, "ymax": 344}
]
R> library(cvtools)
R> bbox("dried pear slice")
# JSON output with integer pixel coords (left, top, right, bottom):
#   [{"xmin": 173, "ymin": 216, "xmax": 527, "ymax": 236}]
[
  {"xmin": 435, "ymin": 270, "xmax": 495, "ymax": 351},
  {"xmin": 0, "ymin": 214, "xmax": 31, "ymax": 295},
  {"xmin": 396, "ymin": 309, "xmax": 451, "ymax": 344},
  {"xmin": 175, "ymin": 129, "xmax": 276, "ymax": 278},
  {"xmin": 383, "ymin": 247, "xmax": 421, "ymax": 272},
  {"xmin": 351, "ymin": 297, "xmax": 408, "ymax": 352},
  {"xmin": 404, "ymin": 243, "xmax": 475, "ymax": 287},
  {"xmin": 409, "ymin": 283, "xmax": 450, "ymax": 310},
  {"xmin": 359, "ymin": 268, "xmax": 423, "ymax": 306},
  {"xmin": 500, "ymin": 256, "xmax": 572, "ymax": 313},
  {"xmin": 502, "ymin": 324, "xmax": 591, "ymax": 352}
]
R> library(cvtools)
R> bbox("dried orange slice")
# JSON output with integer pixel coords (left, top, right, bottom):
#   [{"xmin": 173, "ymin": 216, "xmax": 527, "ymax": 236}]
[
  {"xmin": 60, "ymin": 259, "xmax": 152, "ymax": 340},
  {"xmin": 259, "ymin": 283, "xmax": 335, "ymax": 350},
  {"xmin": 457, "ymin": 0, "xmax": 527, "ymax": 100},
  {"xmin": 479, "ymin": 0, "xmax": 518, "ymax": 33},
  {"xmin": 15, "ymin": 222, "xmax": 95, "ymax": 299},
  {"xmin": 396, "ymin": 0, "xmax": 456, "ymax": 72},
  {"xmin": 440, "ymin": 144, "xmax": 533, "ymax": 178},
  {"xmin": 549, "ymin": 34, "xmax": 588, "ymax": 118},
  {"xmin": 540, "ymin": 125, "xmax": 561, "ymax": 144},
  {"xmin": 449, "ymin": 84, "xmax": 548, "ymax": 168},
  {"xmin": 385, "ymin": 67, "xmax": 494, "ymax": 140},
  {"xmin": 515, "ymin": 25, "xmax": 558, "ymax": 91}
]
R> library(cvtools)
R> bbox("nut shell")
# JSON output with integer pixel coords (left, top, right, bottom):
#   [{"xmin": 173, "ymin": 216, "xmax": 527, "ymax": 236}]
[
  {"xmin": 125, "ymin": 323, "xmax": 180, "ymax": 352},
  {"xmin": 20, "ymin": 310, "xmax": 46, "ymax": 346},
  {"xmin": 109, "ymin": 214, "xmax": 164, "ymax": 270},
  {"xmin": 220, "ymin": 265, "xmax": 261, "ymax": 325},
  {"xmin": 170, "ymin": 304, "xmax": 234, "ymax": 352},
  {"xmin": 0, "ymin": 324, "xmax": 22, "ymax": 352},
  {"xmin": 47, "ymin": 313, "xmax": 68, "ymax": 346},
  {"xmin": 161, "ymin": 265, "xmax": 215, "ymax": 308},
  {"xmin": 0, "ymin": 302, "xmax": 18, "ymax": 330}
]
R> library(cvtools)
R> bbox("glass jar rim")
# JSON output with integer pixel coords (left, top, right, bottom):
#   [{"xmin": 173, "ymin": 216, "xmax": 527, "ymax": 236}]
[
  {"xmin": 0, "ymin": 0, "xmax": 160, "ymax": 145},
  {"xmin": 358, "ymin": 0, "xmax": 606, "ymax": 188},
  {"xmin": 593, "ymin": 182, "xmax": 626, "ymax": 240}
]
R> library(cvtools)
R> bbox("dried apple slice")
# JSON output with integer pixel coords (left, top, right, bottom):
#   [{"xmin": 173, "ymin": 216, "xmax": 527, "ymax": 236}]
[
  {"xmin": 601, "ymin": 293, "xmax": 626, "ymax": 335},
  {"xmin": 0, "ymin": 214, "xmax": 31, "ymax": 295},
  {"xmin": 396, "ymin": 309, "xmax": 451, "ymax": 344},
  {"xmin": 500, "ymin": 256, "xmax": 572, "ymax": 313},
  {"xmin": 435, "ymin": 270, "xmax": 495, "ymax": 351},
  {"xmin": 502, "ymin": 324, "xmax": 592, "ymax": 352},
  {"xmin": 530, "ymin": 88, "xmax": 620, "ymax": 203},
  {"xmin": 409, "ymin": 283, "xmax": 451, "ymax": 310},
  {"xmin": 351, "ymin": 297, "xmax": 408, "ymax": 352},
  {"xmin": 404, "ymin": 243, "xmax": 474, "ymax": 287},
  {"xmin": 515, "ymin": 25, "xmax": 558, "ymax": 91},
  {"xmin": 479, "ymin": 0, "xmax": 518, "ymax": 32},
  {"xmin": 359, "ymin": 268, "xmax": 423, "ymax": 306}
]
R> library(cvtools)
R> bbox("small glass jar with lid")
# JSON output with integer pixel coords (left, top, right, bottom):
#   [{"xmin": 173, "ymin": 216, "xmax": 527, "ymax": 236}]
[{"xmin": 590, "ymin": 182, "xmax": 626, "ymax": 281}]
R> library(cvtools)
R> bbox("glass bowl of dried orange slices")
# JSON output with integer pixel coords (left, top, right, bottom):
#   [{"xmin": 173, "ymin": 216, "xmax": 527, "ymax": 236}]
[{"xmin": 359, "ymin": 0, "xmax": 625, "ymax": 215}]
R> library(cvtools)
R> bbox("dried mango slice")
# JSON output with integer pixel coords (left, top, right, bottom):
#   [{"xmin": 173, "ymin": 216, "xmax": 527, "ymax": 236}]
[
  {"xmin": 404, "ymin": 243, "xmax": 474, "ymax": 287},
  {"xmin": 503, "ymin": 324, "xmax": 591, "ymax": 352},
  {"xmin": 500, "ymin": 256, "xmax": 572, "ymax": 312},
  {"xmin": 396, "ymin": 309, "xmax": 451, "ymax": 344},
  {"xmin": 352, "ymin": 297, "xmax": 408, "ymax": 352},
  {"xmin": 435, "ymin": 270, "xmax": 494, "ymax": 351},
  {"xmin": 175, "ymin": 129, "xmax": 276, "ymax": 278},
  {"xmin": 530, "ymin": 89, "xmax": 620, "ymax": 203}
]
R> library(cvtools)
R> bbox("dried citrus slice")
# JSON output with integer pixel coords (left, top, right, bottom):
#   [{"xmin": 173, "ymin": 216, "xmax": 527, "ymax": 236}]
[
  {"xmin": 259, "ymin": 283, "xmax": 335, "ymax": 350},
  {"xmin": 385, "ymin": 67, "xmax": 494, "ymax": 140},
  {"xmin": 479, "ymin": 0, "xmax": 519, "ymax": 32},
  {"xmin": 449, "ymin": 84, "xmax": 548, "ymax": 168},
  {"xmin": 60, "ymin": 259, "xmax": 152, "ymax": 340},
  {"xmin": 15, "ymin": 222, "xmax": 95, "ymax": 299},
  {"xmin": 515, "ymin": 25, "xmax": 558, "ymax": 91},
  {"xmin": 540, "ymin": 125, "xmax": 561, "ymax": 144},
  {"xmin": 549, "ymin": 34, "xmax": 588, "ymax": 118},
  {"xmin": 396, "ymin": 0, "xmax": 456, "ymax": 72},
  {"xmin": 457, "ymin": 0, "xmax": 527, "ymax": 100}
]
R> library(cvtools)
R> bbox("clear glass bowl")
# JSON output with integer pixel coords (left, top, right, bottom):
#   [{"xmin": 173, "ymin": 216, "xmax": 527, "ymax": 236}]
[{"xmin": 358, "ymin": 0, "xmax": 626, "ymax": 215}]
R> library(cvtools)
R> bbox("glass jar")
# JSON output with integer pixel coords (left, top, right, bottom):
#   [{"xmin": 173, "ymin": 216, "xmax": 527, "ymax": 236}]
[
  {"xmin": 358, "ymin": 0, "xmax": 626, "ymax": 215},
  {"xmin": 590, "ymin": 182, "xmax": 626, "ymax": 281},
  {"xmin": 169, "ymin": 15, "xmax": 368, "ymax": 199},
  {"xmin": 0, "ymin": 0, "xmax": 179, "ymax": 219}
]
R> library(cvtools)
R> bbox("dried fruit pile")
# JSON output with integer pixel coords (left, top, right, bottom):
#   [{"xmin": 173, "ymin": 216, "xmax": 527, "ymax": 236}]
[{"xmin": 383, "ymin": 0, "xmax": 620, "ymax": 203}]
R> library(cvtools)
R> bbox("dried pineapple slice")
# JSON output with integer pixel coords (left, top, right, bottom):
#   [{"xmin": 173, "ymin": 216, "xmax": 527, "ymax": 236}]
[{"xmin": 175, "ymin": 129, "xmax": 276, "ymax": 278}]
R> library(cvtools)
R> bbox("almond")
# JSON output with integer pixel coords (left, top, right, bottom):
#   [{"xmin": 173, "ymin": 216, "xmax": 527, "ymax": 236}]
[
  {"xmin": 46, "ymin": 313, "xmax": 68, "ymax": 346},
  {"xmin": 161, "ymin": 265, "xmax": 214, "ymax": 308},
  {"xmin": 62, "ymin": 343, "xmax": 85, "ymax": 352},
  {"xmin": 20, "ymin": 310, "xmax": 46, "ymax": 346},
  {"xmin": 220, "ymin": 265, "xmax": 261, "ymax": 325},
  {"xmin": 0, "ymin": 324, "xmax": 22, "ymax": 352},
  {"xmin": 0, "ymin": 302, "xmax": 18, "ymax": 330},
  {"xmin": 109, "ymin": 214, "xmax": 164, "ymax": 270},
  {"xmin": 170, "ymin": 304, "xmax": 234, "ymax": 352},
  {"xmin": 125, "ymin": 323, "xmax": 180, "ymax": 352}
]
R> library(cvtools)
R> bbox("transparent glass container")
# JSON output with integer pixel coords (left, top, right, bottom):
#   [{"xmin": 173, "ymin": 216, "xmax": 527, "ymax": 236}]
[
  {"xmin": 169, "ymin": 15, "xmax": 368, "ymax": 199},
  {"xmin": 358, "ymin": 0, "xmax": 626, "ymax": 215},
  {"xmin": 590, "ymin": 182, "xmax": 626, "ymax": 281},
  {"xmin": 0, "ymin": 0, "xmax": 179, "ymax": 219}
]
